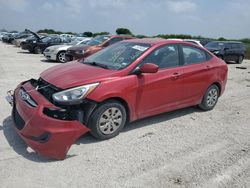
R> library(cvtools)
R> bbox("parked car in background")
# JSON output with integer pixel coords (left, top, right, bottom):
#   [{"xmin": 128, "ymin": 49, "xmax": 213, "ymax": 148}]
[
  {"xmin": 184, "ymin": 39, "xmax": 204, "ymax": 47},
  {"xmin": 167, "ymin": 39, "xmax": 204, "ymax": 47},
  {"xmin": 0, "ymin": 32, "xmax": 8, "ymax": 41},
  {"xmin": 12, "ymin": 34, "xmax": 36, "ymax": 47},
  {"xmin": 2, "ymin": 32, "xmax": 30, "ymax": 44},
  {"xmin": 43, "ymin": 37, "xmax": 92, "ymax": 63},
  {"xmin": 65, "ymin": 35, "xmax": 134, "ymax": 61},
  {"xmin": 205, "ymin": 41, "xmax": 246, "ymax": 63},
  {"xmin": 23, "ymin": 36, "xmax": 72, "ymax": 54},
  {"xmin": 2, "ymin": 33, "xmax": 18, "ymax": 43},
  {"xmin": 6, "ymin": 39, "xmax": 228, "ymax": 159}
]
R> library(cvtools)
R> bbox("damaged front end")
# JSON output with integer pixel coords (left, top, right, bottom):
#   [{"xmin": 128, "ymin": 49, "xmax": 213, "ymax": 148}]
[{"xmin": 6, "ymin": 78, "xmax": 97, "ymax": 160}]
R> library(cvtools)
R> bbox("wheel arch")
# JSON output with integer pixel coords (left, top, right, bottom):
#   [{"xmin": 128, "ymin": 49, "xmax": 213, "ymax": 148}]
[
  {"xmin": 209, "ymin": 82, "xmax": 222, "ymax": 96},
  {"xmin": 97, "ymin": 97, "xmax": 131, "ymax": 124}
]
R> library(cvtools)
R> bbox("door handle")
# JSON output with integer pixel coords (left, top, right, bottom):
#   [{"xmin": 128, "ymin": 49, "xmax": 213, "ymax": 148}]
[{"xmin": 171, "ymin": 72, "xmax": 181, "ymax": 80}]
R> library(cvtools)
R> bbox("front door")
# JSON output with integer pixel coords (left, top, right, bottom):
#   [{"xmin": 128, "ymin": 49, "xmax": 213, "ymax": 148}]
[{"xmin": 135, "ymin": 44, "xmax": 183, "ymax": 118}]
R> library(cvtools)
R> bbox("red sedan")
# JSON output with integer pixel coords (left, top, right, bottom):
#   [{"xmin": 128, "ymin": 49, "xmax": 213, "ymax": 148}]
[{"xmin": 7, "ymin": 38, "xmax": 228, "ymax": 159}]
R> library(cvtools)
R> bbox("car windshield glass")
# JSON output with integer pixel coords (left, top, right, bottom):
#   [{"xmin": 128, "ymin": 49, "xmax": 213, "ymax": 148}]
[
  {"xmin": 205, "ymin": 42, "xmax": 224, "ymax": 49},
  {"xmin": 42, "ymin": 37, "xmax": 53, "ymax": 43},
  {"xmin": 82, "ymin": 42, "xmax": 151, "ymax": 70},
  {"xmin": 68, "ymin": 40, "xmax": 80, "ymax": 45},
  {"xmin": 86, "ymin": 35, "xmax": 110, "ymax": 46}
]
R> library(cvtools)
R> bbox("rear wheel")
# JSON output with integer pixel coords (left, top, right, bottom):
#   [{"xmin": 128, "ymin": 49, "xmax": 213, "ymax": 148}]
[
  {"xmin": 237, "ymin": 55, "xmax": 244, "ymax": 64},
  {"xmin": 34, "ymin": 47, "xmax": 42, "ymax": 54},
  {"xmin": 89, "ymin": 100, "xmax": 127, "ymax": 140},
  {"xmin": 57, "ymin": 51, "xmax": 66, "ymax": 63},
  {"xmin": 199, "ymin": 85, "xmax": 219, "ymax": 111}
]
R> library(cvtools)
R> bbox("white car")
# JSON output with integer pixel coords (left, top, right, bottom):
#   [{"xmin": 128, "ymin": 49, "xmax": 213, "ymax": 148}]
[
  {"xmin": 167, "ymin": 38, "xmax": 204, "ymax": 47},
  {"xmin": 183, "ymin": 39, "xmax": 204, "ymax": 47},
  {"xmin": 43, "ymin": 37, "xmax": 91, "ymax": 63}
]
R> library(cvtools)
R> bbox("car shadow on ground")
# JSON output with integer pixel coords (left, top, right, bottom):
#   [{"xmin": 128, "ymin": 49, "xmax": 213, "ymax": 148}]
[
  {"xmin": 17, "ymin": 51, "xmax": 32, "ymax": 54},
  {"xmin": 40, "ymin": 59, "xmax": 57, "ymax": 63},
  {"xmin": 1, "ymin": 106, "xmax": 201, "ymax": 162},
  {"xmin": 76, "ymin": 106, "xmax": 202, "ymax": 144}
]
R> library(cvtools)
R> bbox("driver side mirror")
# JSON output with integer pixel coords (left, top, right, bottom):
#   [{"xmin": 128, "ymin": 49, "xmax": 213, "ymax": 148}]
[{"xmin": 133, "ymin": 63, "xmax": 159, "ymax": 75}]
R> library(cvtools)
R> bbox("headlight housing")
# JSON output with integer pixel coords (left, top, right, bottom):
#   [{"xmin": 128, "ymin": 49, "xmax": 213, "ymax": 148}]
[
  {"xmin": 52, "ymin": 83, "xmax": 99, "ymax": 105},
  {"xmin": 213, "ymin": 50, "xmax": 219, "ymax": 54}
]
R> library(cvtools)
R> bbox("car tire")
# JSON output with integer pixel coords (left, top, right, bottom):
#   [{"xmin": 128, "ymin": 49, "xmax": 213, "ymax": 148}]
[
  {"xmin": 198, "ymin": 84, "xmax": 219, "ymax": 111},
  {"xmin": 89, "ymin": 100, "xmax": 127, "ymax": 140},
  {"xmin": 57, "ymin": 51, "xmax": 66, "ymax": 63},
  {"xmin": 34, "ymin": 47, "xmax": 42, "ymax": 54},
  {"xmin": 237, "ymin": 55, "xmax": 244, "ymax": 64}
]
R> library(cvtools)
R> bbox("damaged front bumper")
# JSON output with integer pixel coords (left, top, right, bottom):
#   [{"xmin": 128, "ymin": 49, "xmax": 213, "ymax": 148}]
[{"xmin": 6, "ymin": 80, "xmax": 91, "ymax": 160}]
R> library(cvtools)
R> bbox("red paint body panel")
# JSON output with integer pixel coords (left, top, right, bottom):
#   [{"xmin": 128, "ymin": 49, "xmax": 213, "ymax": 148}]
[{"xmin": 11, "ymin": 39, "xmax": 228, "ymax": 159}]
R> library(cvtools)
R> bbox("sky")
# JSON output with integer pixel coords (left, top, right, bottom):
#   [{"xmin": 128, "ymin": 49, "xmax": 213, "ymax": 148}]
[{"xmin": 0, "ymin": 0, "xmax": 249, "ymax": 39}]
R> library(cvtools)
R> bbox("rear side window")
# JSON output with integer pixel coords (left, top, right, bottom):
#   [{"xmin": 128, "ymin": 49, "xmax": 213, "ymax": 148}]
[{"xmin": 182, "ymin": 45, "xmax": 207, "ymax": 65}]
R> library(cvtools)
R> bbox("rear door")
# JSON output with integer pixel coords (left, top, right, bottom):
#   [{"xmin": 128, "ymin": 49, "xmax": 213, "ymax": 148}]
[{"xmin": 181, "ymin": 45, "xmax": 214, "ymax": 105}]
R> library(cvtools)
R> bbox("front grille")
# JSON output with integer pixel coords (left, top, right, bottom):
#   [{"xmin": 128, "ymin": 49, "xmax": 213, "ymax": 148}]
[
  {"xmin": 30, "ymin": 78, "xmax": 60, "ymax": 103},
  {"xmin": 13, "ymin": 107, "xmax": 25, "ymax": 130}
]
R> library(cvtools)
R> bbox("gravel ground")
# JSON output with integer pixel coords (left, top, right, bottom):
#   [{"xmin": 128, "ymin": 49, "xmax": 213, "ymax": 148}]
[{"xmin": 0, "ymin": 42, "xmax": 250, "ymax": 188}]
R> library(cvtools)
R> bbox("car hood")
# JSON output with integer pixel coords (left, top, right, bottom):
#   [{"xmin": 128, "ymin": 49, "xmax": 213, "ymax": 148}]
[
  {"xmin": 67, "ymin": 45, "xmax": 90, "ymax": 51},
  {"xmin": 40, "ymin": 61, "xmax": 119, "ymax": 89},
  {"xmin": 47, "ymin": 44, "xmax": 72, "ymax": 51}
]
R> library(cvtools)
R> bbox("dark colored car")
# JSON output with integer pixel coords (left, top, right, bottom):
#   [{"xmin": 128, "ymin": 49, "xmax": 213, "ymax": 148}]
[
  {"xmin": 65, "ymin": 35, "xmax": 134, "ymax": 61},
  {"xmin": 2, "ymin": 33, "xmax": 17, "ymax": 43},
  {"xmin": 205, "ymin": 41, "xmax": 246, "ymax": 64},
  {"xmin": 6, "ymin": 39, "xmax": 228, "ymax": 159},
  {"xmin": 22, "ymin": 36, "xmax": 71, "ymax": 54},
  {"xmin": 2, "ymin": 32, "xmax": 31, "ymax": 44}
]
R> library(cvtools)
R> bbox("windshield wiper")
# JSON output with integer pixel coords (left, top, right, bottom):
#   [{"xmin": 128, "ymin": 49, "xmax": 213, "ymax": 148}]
[{"xmin": 84, "ymin": 61, "xmax": 109, "ymax": 69}]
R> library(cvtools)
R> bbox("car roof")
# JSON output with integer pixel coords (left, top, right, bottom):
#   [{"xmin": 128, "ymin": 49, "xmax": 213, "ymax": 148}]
[
  {"xmin": 123, "ymin": 38, "xmax": 200, "ymax": 47},
  {"xmin": 212, "ymin": 41, "xmax": 243, "ymax": 44}
]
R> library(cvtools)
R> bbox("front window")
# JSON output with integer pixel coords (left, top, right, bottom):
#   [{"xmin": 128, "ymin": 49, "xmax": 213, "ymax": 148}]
[
  {"xmin": 86, "ymin": 35, "xmax": 110, "ymax": 46},
  {"xmin": 140, "ymin": 45, "xmax": 180, "ymax": 69},
  {"xmin": 82, "ymin": 42, "xmax": 151, "ymax": 70}
]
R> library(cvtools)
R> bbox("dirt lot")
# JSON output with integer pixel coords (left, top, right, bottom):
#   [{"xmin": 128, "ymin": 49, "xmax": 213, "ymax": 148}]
[{"xmin": 0, "ymin": 42, "xmax": 250, "ymax": 188}]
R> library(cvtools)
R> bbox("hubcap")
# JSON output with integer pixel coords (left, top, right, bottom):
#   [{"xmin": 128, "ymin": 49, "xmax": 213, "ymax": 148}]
[
  {"xmin": 59, "ymin": 52, "xmax": 66, "ymax": 62},
  {"xmin": 99, "ymin": 107, "xmax": 123, "ymax": 135},
  {"xmin": 207, "ymin": 88, "xmax": 218, "ymax": 107}
]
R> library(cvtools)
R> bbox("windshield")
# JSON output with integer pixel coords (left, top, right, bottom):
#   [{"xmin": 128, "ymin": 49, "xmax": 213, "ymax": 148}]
[
  {"xmin": 42, "ymin": 37, "xmax": 53, "ymax": 43},
  {"xmin": 82, "ymin": 42, "xmax": 151, "ymax": 70},
  {"xmin": 68, "ymin": 40, "xmax": 80, "ymax": 45},
  {"xmin": 86, "ymin": 35, "xmax": 110, "ymax": 46},
  {"xmin": 205, "ymin": 42, "xmax": 225, "ymax": 49}
]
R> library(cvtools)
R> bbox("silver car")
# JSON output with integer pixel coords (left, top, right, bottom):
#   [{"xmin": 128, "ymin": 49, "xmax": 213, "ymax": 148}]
[{"xmin": 43, "ymin": 37, "xmax": 91, "ymax": 63}]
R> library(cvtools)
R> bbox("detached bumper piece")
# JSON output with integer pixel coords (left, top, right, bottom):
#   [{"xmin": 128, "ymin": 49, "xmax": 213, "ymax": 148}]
[{"xmin": 10, "ymin": 80, "xmax": 90, "ymax": 160}]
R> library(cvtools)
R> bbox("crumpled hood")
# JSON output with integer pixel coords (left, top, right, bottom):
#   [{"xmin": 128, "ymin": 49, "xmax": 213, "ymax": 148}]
[{"xmin": 40, "ymin": 61, "xmax": 119, "ymax": 89}]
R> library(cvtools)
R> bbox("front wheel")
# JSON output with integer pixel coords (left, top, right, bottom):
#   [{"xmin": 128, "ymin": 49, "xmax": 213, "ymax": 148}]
[
  {"xmin": 34, "ymin": 47, "xmax": 42, "ymax": 54},
  {"xmin": 57, "ymin": 51, "xmax": 66, "ymax": 63},
  {"xmin": 237, "ymin": 55, "xmax": 244, "ymax": 64},
  {"xmin": 198, "ymin": 85, "xmax": 219, "ymax": 111},
  {"xmin": 89, "ymin": 100, "xmax": 127, "ymax": 140}
]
